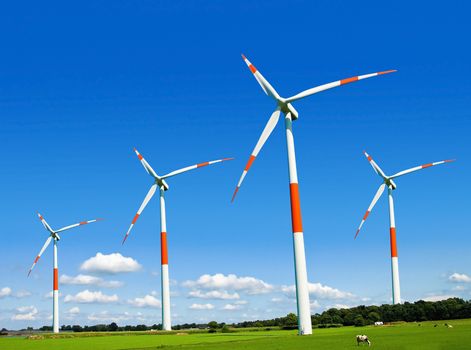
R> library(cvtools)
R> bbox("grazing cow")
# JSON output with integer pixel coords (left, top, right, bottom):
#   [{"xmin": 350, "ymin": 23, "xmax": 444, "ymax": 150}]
[{"xmin": 356, "ymin": 335, "xmax": 371, "ymax": 346}]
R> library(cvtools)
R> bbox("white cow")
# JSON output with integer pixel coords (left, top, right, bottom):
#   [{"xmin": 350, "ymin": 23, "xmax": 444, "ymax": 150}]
[{"xmin": 356, "ymin": 335, "xmax": 371, "ymax": 346}]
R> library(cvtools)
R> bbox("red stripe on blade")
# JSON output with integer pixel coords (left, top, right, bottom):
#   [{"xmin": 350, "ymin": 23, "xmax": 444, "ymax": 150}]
[
  {"xmin": 422, "ymin": 163, "xmax": 433, "ymax": 169},
  {"xmin": 197, "ymin": 162, "xmax": 209, "ymax": 168},
  {"xmin": 245, "ymin": 155, "xmax": 256, "ymax": 171},
  {"xmin": 131, "ymin": 213, "xmax": 140, "ymax": 224},
  {"xmin": 231, "ymin": 187, "xmax": 239, "ymax": 203},
  {"xmin": 340, "ymin": 76, "xmax": 359, "ymax": 85},
  {"xmin": 378, "ymin": 70, "xmax": 397, "ymax": 75}
]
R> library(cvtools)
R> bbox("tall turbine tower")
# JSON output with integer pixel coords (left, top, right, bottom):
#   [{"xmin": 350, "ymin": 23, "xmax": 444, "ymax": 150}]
[
  {"xmin": 355, "ymin": 151, "xmax": 454, "ymax": 304},
  {"xmin": 122, "ymin": 148, "xmax": 232, "ymax": 331},
  {"xmin": 28, "ymin": 213, "xmax": 102, "ymax": 333},
  {"xmin": 232, "ymin": 55, "xmax": 396, "ymax": 335}
]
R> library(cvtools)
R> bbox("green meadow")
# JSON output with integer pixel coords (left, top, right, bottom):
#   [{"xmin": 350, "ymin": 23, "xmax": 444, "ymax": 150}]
[{"xmin": 1, "ymin": 319, "xmax": 469, "ymax": 350}]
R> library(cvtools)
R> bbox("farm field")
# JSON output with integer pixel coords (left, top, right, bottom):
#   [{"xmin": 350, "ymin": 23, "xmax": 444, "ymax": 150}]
[{"xmin": 1, "ymin": 319, "xmax": 470, "ymax": 350}]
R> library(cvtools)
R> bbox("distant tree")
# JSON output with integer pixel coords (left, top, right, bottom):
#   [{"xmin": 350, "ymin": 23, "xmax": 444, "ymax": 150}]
[
  {"xmin": 368, "ymin": 311, "xmax": 381, "ymax": 323},
  {"xmin": 283, "ymin": 313, "xmax": 298, "ymax": 327},
  {"xmin": 353, "ymin": 315, "xmax": 366, "ymax": 327},
  {"xmin": 72, "ymin": 325, "xmax": 83, "ymax": 332},
  {"xmin": 108, "ymin": 322, "xmax": 118, "ymax": 332},
  {"xmin": 208, "ymin": 321, "xmax": 218, "ymax": 329},
  {"xmin": 319, "ymin": 314, "xmax": 333, "ymax": 325}
]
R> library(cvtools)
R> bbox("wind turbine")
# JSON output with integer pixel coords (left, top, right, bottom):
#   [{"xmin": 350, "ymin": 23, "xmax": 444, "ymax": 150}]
[
  {"xmin": 354, "ymin": 151, "xmax": 454, "ymax": 304},
  {"xmin": 232, "ymin": 54, "xmax": 396, "ymax": 335},
  {"xmin": 28, "ymin": 213, "xmax": 102, "ymax": 333},
  {"xmin": 122, "ymin": 148, "xmax": 233, "ymax": 331}
]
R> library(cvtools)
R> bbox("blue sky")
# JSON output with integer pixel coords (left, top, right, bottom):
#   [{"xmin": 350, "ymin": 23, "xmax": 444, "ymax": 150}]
[{"xmin": 1, "ymin": 1, "xmax": 470, "ymax": 328}]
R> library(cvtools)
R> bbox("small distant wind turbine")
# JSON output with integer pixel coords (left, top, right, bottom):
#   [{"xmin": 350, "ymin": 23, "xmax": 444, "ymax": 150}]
[
  {"xmin": 354, "ymin": 151, "xmax": 455, "ymax": 304},
  {"xmin": 122, "ymin": 148, "xmax": 233, "ymax": 331},
  {"xmin": 232, "ymin": 54, "xmax": 396, "ymax": 335},
  {"xmin": 28, "ymin": 213, "xmax": 102, "ymax": 333}
]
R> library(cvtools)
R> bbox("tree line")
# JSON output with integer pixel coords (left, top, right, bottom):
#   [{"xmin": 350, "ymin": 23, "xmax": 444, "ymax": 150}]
[{"xmin": 23, "ymin": 297, "xmax": 471, "ymax": 332}]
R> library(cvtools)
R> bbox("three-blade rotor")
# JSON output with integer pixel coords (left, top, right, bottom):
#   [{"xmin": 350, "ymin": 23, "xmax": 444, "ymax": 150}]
[
  {"xmin": 354, "ymin": 151, "xmax": 455, "ymax": 239},
  {"xmin": 232, "ymin": 55, "xmax": 396, "ymax": 201},
  {"xmin": 28, "ymin": 213, "xmax": 102, "ymax": 276},
  {"xmin": 122, "ymin": 148, "xmax": 233, "ymax": 244}
]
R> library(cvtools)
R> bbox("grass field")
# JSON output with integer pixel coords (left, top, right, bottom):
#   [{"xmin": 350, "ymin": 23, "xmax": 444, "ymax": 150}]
[{"xmin": 1, "ymin": 319, "xmax": 469, "ymax": 350}]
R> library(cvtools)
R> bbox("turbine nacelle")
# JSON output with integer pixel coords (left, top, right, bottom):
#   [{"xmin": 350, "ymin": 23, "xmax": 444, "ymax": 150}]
[
  {"xmin": 385, "ymin": 178, "xmax": 397, "ymax": 190},
  {"xmin": 52, "ymin": 232, "xmax": 61, "ymax": 241},
  {"xmin": 156, "ymin": 178, "xmax": 170, "ymax": 191},
  {"xmin": 279, "ymin": 101, "xmax": 299, "ymax": 120}
]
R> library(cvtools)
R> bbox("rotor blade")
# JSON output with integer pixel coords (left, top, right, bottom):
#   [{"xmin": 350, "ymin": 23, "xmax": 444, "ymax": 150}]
[
  {"xmin": 122, "ymin": 183, "xmax": 158, "ymax": 244},
  {"xmin": 37, "ymin": 212, "xmax": 54, "ymax": 234},
  {"xmin": 354, "ymin": 183, "xmax": 386, "ymax": 239},
  {"xmin": 28, "ymin": 236, "xmax": 53, "ymax": 276},
  {"xmin": 231, "ymin": 109, "xmax": 281, "ymax": 202},
  {"xmin": 161, "ymin": 158, "xmax": 234, "ymax": 179},
  {"xmin": 134, "ymin": 148, "xmax": 160, "ymax": 179},
  {"xmin": 285, "ymin": 70, "xmax": 396, "ymax": 103},
  {"xmin": 55, "ymin": 218, "xmax": 103, "ymax": 233},
  {"xmin": 390, "ymin": 159, "xmax": 455, "ymax": 179},
  {"xmin": 241, "ymin": 54, "xmax": 281, "ymax": 100},
  {"xmin": 364, "ymin": 151, "xmax": 388, "ymax": 179}
]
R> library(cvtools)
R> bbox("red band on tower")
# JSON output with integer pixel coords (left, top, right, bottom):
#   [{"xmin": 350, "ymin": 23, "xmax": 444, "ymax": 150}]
[
  {"xmin": 53, "ymin": 268, "xmax": 59, "ymax": 291},
  {"xmin": 289, "ymin": 183, "xmax": 303, "ymax": 233},
  {"xmin": 390, "ymin": 227, "xmax": 398, "ymax": 257},
  {"xmin": 161, "ymin": 232, "xmax": 168, "ymax": 265}
]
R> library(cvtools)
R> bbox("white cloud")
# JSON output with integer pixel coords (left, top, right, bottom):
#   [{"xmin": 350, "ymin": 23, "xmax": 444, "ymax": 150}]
[
  {"xmin": 88, "ymin": 311, "xmax": 131, "ymax": 322},
  {"xmin": 183, "ymin": 274, "xmax": 273, "ymax": 294},
  {"xmin": 15, "ymin": 290, "xmax": 32, "ymax": 298},
  {"xmin": 0, "ymin": 287, "xmax": 12, "ymax": 298},
  {"xmin": 68, "ymin": 307, "xmax": 80, "ymax": 314},
  {"xmin": 281, "ymin": 282, "xmax": 355, "ymax": 300},
  {"xmin": 189, "ymin": 303, "xmax": 214, "ymax": 310},
  {"xmin": 64, "ymin": 290, "xmax": 118, "ymax": 304},
  {"xmin": 128, "ymin": 294, "xmax": 161, "ymax": 308},
  {"xmin": 188, "ymin": 290, "xmax": 240, "ymax": 300},
  {"xmin": 453, "ymin": 285, "xmax": 466, "ymax": 291},
  {"xmin": 60, "ymin": 274, "xmax": 123, "ymax": 288},
  {"xmin": 222, "ymin": 303, "xmax": 242, "ymax": 311},
  {"xmin": 310, "ymin": 300, "xmax": 321, "ymax": 309},
  {"xmin": 12, "ymin": 306, "xmax": 38, "ymax": 321},
  {"xmin": 80, "ymin": 253, "xmax": 141, "ymax": 274},
  {"xmin": 422, "ymin": 295, "xmax": 456, "ymax": 302},
  {"xmin": 271, "ymin": 297, "xmax": 283, "ymax": 303},
  {"xmin": 449, "ymin": 273, "xmax": 471, "ymax": 283}
]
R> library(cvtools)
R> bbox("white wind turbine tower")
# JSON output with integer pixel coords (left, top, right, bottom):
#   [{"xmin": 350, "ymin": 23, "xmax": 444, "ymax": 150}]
[
  {"xmin": 232, "ymin": 54, "xmax": 396, "ymax": 335},
  {"xmin": 122, "ymin": 148, "xmax": 232, "ymax": 331},
  {"xmin": 355, "ymin": 151, "xmax": 454, "ymax": 304},
  {"xmin": 28, "ymin": 213, "xmax": 102, "ymax": 333}
]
